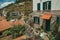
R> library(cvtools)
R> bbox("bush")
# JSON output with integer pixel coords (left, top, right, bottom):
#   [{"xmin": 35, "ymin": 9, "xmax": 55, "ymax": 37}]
[
  {"xmin": 9, "ymin": 25, "xmax": 26, "ymax": 38},
  {"xmin": 2, "ymin": 25, "xmax": 27, "ymax": 39},
  {"xmin": 3, "ymin": 30, "xmax": 11, "ymax": 36},
  {"xmin": 50, "ymin": 35, "xmax": 55, "ymax": 40}
]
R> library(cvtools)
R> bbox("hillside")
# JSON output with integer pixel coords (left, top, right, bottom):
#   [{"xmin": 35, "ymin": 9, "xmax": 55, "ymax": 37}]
[{"xmin": 0, "ymin": 0, "xmax": 32, "ymax": 14}]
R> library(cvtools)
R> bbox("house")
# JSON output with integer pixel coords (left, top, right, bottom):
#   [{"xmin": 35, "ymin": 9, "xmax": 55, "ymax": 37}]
[
  {"xmin": 10, "ymin": 11, "xmax": 20, "ymax": 17},
  {"xmin": 6, "ymin": 11, "xmax": 20, "ymax": 19},
  {"xmin": 33, "ymin": 0, "xmax": 60, "ymax": 11}
]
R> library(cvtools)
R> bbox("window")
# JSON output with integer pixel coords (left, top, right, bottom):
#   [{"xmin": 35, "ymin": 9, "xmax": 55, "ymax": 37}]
[
  {"xmin": 34, "ymin": 17, "xmax": 40, "ymax": 24},
  {"xmin": 43, "ymin": 2, "xmax": 47, "ymax": 10},
  {"xmin": 43, "ymin": 1, "xmax": 51, "ymax": 11},
  {"xmin": 37, "ymin": 3, "xmax": 40, "ymax": 10},
  {"xmin": 11, "ymin": 13, "xmax": 18, "ymax": 16}
]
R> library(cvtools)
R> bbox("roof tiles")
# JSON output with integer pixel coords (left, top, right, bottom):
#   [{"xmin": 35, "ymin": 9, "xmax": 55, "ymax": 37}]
[
  {"xmin": 0, "ymin": 20, "xmax": 12, "ymax": 32},
  {"xmin": 41, "ymin": 13, "xmax": 52, "ymax": 20},
  {"xmin": 0, "ymin": 19, "xmax": 25, "ymax": 32}
]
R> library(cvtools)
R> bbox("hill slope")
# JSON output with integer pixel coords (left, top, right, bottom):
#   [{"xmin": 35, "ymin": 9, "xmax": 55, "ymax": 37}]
[{"xmin": 0, "ymin": 0, "xmax": 32, "ymax": 14}]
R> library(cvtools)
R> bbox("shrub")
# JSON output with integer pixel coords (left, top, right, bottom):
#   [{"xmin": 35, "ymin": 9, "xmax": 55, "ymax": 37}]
[
  {"xmin": 3, "ymin": 30, "xmax": 11, "ymax": 36},
  {"xmin": 9, "ymin": 25, "xmax": 27, "ymax": 38}
]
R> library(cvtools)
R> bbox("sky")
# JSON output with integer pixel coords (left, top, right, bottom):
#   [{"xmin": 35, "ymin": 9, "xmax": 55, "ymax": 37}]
[{"xmin": 0, "ymin": 0, "xmax": 16, "ymax": 9}]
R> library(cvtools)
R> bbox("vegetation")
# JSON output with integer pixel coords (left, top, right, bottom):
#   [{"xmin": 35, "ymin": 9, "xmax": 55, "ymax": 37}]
[
  {"xmin": 48, "ymin": 17, "xmax": 60, "ymax": 40},
  {"xmin": 3, "ymin": 30, "xmax": 11, "ymax": 36},
  {"xmin": 55, "ymin": 31, "xmax": 60, "ymax": 40},
  {"xmin": 50, "ymin": 35, "xmax": 56, "ymax": 40},
  {"xmin": 2, "ymin": 25, "xmax": 27, "ymax": 39},
  {"xmin": 0, "ymin": 0, "xmax": 32, "ymax": 15}
]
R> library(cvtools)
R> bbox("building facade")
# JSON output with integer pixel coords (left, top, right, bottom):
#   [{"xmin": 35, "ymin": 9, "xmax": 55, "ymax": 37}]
[{"xmin": 33, "ymin": 0, "xmax": 60, "ymax": 11}]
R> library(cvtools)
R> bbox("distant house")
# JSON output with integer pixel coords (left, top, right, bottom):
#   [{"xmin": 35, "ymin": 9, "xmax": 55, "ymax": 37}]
[
  {"xmin": 33, "ymin": 0, "xmax": 60, "ymax": 11},
  {"xmin": 6, "ymin": 11, "xmax": 21, "ymax": 20},
  {"xmin": 10, "ymin": 11, "xmax": 20, "ymax": 17}
]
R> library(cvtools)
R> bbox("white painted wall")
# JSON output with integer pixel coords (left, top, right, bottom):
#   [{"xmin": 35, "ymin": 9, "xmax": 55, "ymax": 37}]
[
  {"xmin": 33, "ymin": 0, "xmax": 40, "ymax": 11},
  {"xmin": 42, "ymin": 0, "xmax": 49, "ymax": 2},
  {"xmin": 51, "ymin": 0, "xmax": 60, "ymax": 10},
  {"xmin": 33, "ymin": 0, "xmax": 60, "ymax": 11}
]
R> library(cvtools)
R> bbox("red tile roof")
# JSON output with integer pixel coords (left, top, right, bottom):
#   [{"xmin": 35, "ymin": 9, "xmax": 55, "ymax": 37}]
[
  {"xmin": 18, "ymin": 20, "xmax": 25, "ymax": 25},
  {"xmin": 0, "ymin": 19, "xmax": 25, "ymax": 32},
  {"xmin": 41, "ymin": 13, "xmax": 52, "ymax": 20},
  {"xmin": 0, "ymin": 17, "xmax": 5, "ymax": 21},
  {"xmin": 0, "ymin": 20, "xmax": 12, "ymax": 32},
  {"xmin": 14, "ymin": 35, "xmax": 27, "ymax": 40}
]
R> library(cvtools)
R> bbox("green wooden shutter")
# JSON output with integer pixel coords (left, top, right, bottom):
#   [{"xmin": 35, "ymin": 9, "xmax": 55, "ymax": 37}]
[
  {"xmin": 37, "ymin": 3, "xmax": 40, "ymax": 10},
  {"xmin": 43, "ymin": 2, "xmax": 47, "ymax": 10}
]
